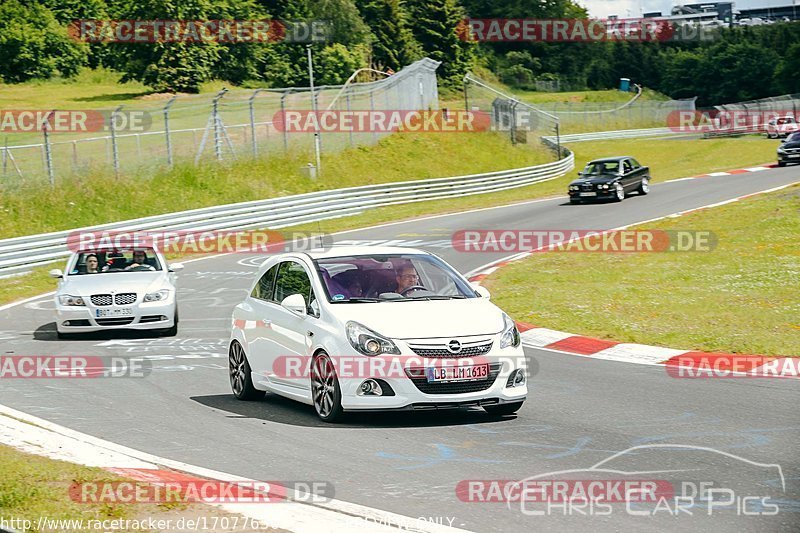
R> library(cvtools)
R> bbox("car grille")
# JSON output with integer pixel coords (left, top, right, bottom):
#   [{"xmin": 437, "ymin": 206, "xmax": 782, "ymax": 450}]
[
  {"xmin": 784, "ymin": 147, "xmax": 800, "ymax": 154},
  {"xmin": 409, "ymin": 340, "xmax": 493, "ymax": 358},
  {"xmin": 580, "ymin": 183, "xmax": 595, "ymax": 191},
  {"xmin": 115, "ymin": 293, "xmax": 137, "ymax": 305},
  {"xmin": 91, "ymin": 294, "xmax": 112, "ymax": 306},
  {"xmin": 405, "ymin": 363, "xmax": 502, "ymax": 395},
  {"xmin": 95, "ymin": 318, "xmax": 135, "ymax": 326}
]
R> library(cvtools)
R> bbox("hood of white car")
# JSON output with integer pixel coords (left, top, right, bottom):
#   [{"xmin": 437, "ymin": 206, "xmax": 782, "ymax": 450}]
[
  {"xmin": 330, "ymin": 298, "xmax": 506, "ymax": 339},
  {"xmin": 60, "ymin": 272, "xmax": 169, "ymax": 295}
]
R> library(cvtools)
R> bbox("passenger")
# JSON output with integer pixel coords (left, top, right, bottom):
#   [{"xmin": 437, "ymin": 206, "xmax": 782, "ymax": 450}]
[
  {"xmin": 332, "ymin": 270, "xmax": 364, "ymax": 298},
  {"xmin": 85, "ymin": 254, "xmax": 100, "ymax": 274}
]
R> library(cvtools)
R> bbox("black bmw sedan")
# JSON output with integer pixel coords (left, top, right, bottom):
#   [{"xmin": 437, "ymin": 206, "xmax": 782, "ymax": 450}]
[
  {"xmin": 567, "ymin": 156, "xmax": 651, "ymax": 204},
  {"xmin": 777, "ymin": 132, "xmax": 800, "ymax": 167}
]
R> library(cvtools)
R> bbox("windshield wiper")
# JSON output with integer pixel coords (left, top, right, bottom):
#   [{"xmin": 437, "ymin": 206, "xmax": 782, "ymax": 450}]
[
  {"xmin": 335, "ymin": 297, "xmax": 381, "ymax": 303},
  {"xmin": 407, "ymin": 295, "xmax": 467, "ymax": 300}
]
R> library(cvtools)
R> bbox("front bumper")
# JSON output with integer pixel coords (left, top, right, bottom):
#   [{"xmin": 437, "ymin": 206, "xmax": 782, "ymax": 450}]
[
  {"xmin": 778, "ymin": 152, "xmax": 800, "ymax": 164},
  {"xmin": 568, "ymin": 190, "xmax": 617, "ymax": 200},
  {"xmin": 55, "ymin": 299, "xmax": 176, "ymax": 333},
  {"xmin": 338, "ymin": 352, "xmax": 527, "ymax": 411}
]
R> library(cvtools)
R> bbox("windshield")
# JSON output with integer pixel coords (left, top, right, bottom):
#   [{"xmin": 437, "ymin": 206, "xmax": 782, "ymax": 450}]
[
  {"xmin": 68, "ymin": 248, "xmax": 162, "ymax": 275},
  {"xmin": 314, "ymin": 254, "xmax": 477, "ymax": 302},
  {"xmin": 583, "ymin": 161, "xmax": 620, "ymax": 175}
]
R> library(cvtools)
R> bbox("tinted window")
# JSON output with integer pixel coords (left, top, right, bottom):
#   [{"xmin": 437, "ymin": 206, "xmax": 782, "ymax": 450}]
[
  {"xmin": 274, "ymin": 261, "xmax": 317, "ymax": 315},
  {"xmin": 252, "ymin": 264, "xmax": 279, "ymax": 301}
]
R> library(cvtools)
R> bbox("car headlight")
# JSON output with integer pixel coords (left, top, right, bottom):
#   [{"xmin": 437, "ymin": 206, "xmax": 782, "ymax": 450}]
[
  {"xmin": 346, "ymin": 321, "xmax": 400, "ymax": 356},
  {"xmin": 569, "ymin": 185, "xmax": 579, "ymax": 191},
  {"xmin": 144, "ymin": 289, "xmax": 170, "ymax": 302},
  {"xmin": 499, "ymin": 314, "xmax": 521, "ymax": 349},
  {"xmin": 59, "ymin": 295, "xmax": 85, "ymax": 306},
  {"xmin": 777, "ymin": 147, "xmax": 786, "ymax": 154}
]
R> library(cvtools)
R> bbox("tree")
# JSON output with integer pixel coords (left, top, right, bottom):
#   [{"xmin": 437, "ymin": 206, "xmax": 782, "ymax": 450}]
[
  {"xmin": 0, "ymin": 0, "xmax": 87, "ymax": 82},
  {"xmin": 775, "ymin": 43, "xmax": 800, "ymax": 95},
  {"xmin": 406, "ymin": 0, "xmax": 473, "ymax": 84},
  {"xmin": 356, "ymin": 0, "xmax": 422, "ymax": 71}
]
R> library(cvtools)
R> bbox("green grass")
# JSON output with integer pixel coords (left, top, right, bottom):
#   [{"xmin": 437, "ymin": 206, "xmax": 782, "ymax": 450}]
[
  {"xmin": 484, "ymin": 184, "xmax": 800, "ymax": 356},
  {"xmin": 0, "ymin": 136, "xmax": 784, "ymax": 308},
  {"xmin": 0, "ymin": 442, "xmax": 153, "ymax": 528},
  {"xmin": 514, "ymin": 87, "xmax": 669, "ymax": 104}
]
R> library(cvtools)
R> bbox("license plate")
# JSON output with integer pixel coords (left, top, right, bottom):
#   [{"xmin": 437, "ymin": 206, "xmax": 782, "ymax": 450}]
[
  {"xmin": 579, "ymin": 192, "xmax": 597, "ymax": 197},
  {"xmin": 789, "ymin": 155, "xmax": 800, "ymax": 158},
  {"xmin": 96, "ymin": 308, "xmax": 133, "ymax": 318},
  {"xmin": 426, "ymin": 364, "xmax": 489, "ymax": 383}
]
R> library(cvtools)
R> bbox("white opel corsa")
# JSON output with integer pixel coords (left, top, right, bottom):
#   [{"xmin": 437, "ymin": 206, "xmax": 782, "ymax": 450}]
[
  {"xmin": 50, "ymin": 246, "xmax": 183, "ymax": 338},
  {"xmin": 229, "ymin": 246, "xmax": 527, "ymax": 422}
]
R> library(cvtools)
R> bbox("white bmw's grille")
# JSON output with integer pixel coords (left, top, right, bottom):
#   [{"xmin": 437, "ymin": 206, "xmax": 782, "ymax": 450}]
[
  {"xmin": 114, "ymin": 293, "xmax": 137, "ymax": 305},
  {"xmin": 90, "ymin": 294, "xmax": 112, "ymax": 306}
]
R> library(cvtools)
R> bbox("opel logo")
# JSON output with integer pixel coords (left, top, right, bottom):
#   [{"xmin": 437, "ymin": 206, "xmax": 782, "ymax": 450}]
[{"xmin": 447, "ymin": 339, "xmax": 462, "ymax": 354}]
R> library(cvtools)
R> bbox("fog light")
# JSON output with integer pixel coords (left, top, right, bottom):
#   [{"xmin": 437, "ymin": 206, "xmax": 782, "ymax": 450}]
[
  {"xmin": 506, "ymin": 369, "xmax": 526, "ymax": 388},
  {"xmin": 358, "ymin": 379, "xmax": 383, "ymax": 396}
]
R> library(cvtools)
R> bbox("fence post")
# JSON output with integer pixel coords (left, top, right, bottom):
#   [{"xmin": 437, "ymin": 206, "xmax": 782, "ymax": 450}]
[
  {"xmin": 2, "ymin": 137, "xmax": 7, "ymax": 178},
  {"xmin": 110, "ymin": 105, "xmax": 122, "ymax": 178},
  {"xmin": 370, "ymin": 91, "xmax": 377, "ymax": 143},
  {"xmin": 555, "ymin": 122, "xmax": 562, "ymax": 160},
  {"xmin": 463, "ymin": 76, "xmax": 470, "ymax": 111},
  {"xmin": 345, "ymin": 88, "xmax": 354, "ymax": 147},
  {"xmin": 510, "ymin": 101, "xmax": 518, "ymax": 145},
  {"xmin": 72, "ymin": 140, "xmax": 78, "ymax": 171},
  {"xmin": 42, "ymin": 110, "xmax": 55, "ymax": 186},
  {"xmin": 249, "ymin": 89, "xmax": 264, "ymax": 157},
  {"xmin": 212, "ymin": 89, "xmax": 227, "ymax": 161},
  {"xmin": 281, "ymin": 90, "xmax": 290, "ymax": 153},
  {"xmin": 164, "ymin": 96, "xmax": 177, "ymax": 166}
]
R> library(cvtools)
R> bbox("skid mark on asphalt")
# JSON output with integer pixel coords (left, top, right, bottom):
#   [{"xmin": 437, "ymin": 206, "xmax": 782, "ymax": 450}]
[
  {"xmin": 631, "ymin": 427, "xmax": 800, "ymax": 450},
  {"xmin": 498, "ymin": 437, "xmax": 622, "ymax": 459},
  {"xmin": 377, "ymin": 443, "xmax": 508, "ymax": 470}
]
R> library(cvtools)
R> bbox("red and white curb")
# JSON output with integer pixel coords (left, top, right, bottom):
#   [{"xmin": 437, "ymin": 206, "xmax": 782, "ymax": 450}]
[
  {"xmin": 0, "ymin": 404, "xmax": 469, "ymax": 533},
  {"xmin": 690, "ymin": 164, "xmax": 776, "ymax": 178},
  {"xmin": 467, "ymin": 175, "xmax": 799, "ymax": 379}
]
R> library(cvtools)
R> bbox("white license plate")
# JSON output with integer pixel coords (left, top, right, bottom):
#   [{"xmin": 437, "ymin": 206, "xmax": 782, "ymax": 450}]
[
  {"xmin": 789, "ymin": 155, "xmax": 800, "ymax": 158},
  {"xmin": 96, "ymin": 308, "xmax": 133, "ymax": 318},
  {"xmin": 426, "ymin": 364, "xmax": 489, "ymax": 383},
  {"xmin": 579, "ymin": 192, "xmax": 597, "ymax": 197}
]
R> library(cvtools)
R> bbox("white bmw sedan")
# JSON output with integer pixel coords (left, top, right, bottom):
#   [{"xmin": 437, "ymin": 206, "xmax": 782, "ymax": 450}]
[
  {"xmin": 50, "ymin": 247, "xmax": 183, "ymax": 338},
  {"xmin": 229, "ymin": 246, "xmax": 527, "ymax": 422}
]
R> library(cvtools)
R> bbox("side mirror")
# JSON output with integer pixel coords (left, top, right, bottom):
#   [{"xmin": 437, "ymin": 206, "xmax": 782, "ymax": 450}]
[
  {"xmin": 470, "ymin": 283, "xmax": 490, "ymax": 299},
  {"xmin": 49, "ymin": 269, "xmax": 63, "ymax": 279},
  {"xmin": 169, "ymin": 262, "xmax": 184, "ymax": 273},
  {"xmin": 281, "ymin": 294, "xmax": 307, "ymax": 315}
]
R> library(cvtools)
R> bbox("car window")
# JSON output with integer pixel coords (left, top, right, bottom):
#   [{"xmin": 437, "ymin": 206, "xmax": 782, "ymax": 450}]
[
  {"xmin": 68, "ymin": 249, "xmax": 161, "ymax": 275},
  {"xmin": 274, "ymin": 261, "xmax": 317, "ymax": 315},
  {"xmin": 252, "ymin": 264, "xmax": 279, "ymax": 301},
  {"xmin": 623, "ymin": 161, "xmax": 633, "ymax": 173},
  {"xmin": 629, "ymin": 158, "xmax": 641, "ymax": 169}
]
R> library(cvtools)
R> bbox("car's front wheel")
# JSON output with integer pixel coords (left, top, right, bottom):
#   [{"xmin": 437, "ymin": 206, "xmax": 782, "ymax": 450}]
[
  {"xmin": 778, "ymin": 161, "xmax": 787, "ymax": 167},
  {"xmin": 484, "ymin": 401, "xmax": 524, "ymax": 416},
  {"xmin": 160, "ymin": 310, "xmax": 178, "ymax": 337},
  {"xmin": 613, "ymin": 182, "xmax": 625, "ymax": 202},
  {"xmin": 311, "ymin": 352, "xmax": 344, "ymax": 423},
  {"xmin": 637, "ymin": 177, "xmax": 650, "ymax": 195},
  {"xmin": 229, "ymin": 341, "xmax": 265, "ymax": 401}
]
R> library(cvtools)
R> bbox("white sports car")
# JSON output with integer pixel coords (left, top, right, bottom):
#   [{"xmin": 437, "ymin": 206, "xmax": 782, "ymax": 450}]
[
  {"xmin": 229, "ymin": 246, "xmax": 527, "ymax": 422},
  {"xmin": 50, "ymin": 247, "xmax": 183, "ymax": 338}
]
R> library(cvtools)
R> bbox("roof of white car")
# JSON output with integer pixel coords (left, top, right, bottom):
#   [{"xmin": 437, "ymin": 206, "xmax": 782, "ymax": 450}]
[{"xmin": 303, "ymin": 245, "xmax": 431, "ymax": 259}]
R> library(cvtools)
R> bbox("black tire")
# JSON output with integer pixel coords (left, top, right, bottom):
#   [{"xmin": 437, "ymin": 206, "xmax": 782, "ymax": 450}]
[
  {"xmin": 310, "ymin": 352, "xmax": 344, "ymax": 423},
  {"xmin": 229, "ymin": 341, "xmax": 265, "ymax": 401},
  {"xmin": 160, "ymin": 310, "xmax": 179, "ymax": 337},
  {"xmin": 778, "ymin": 161, "xmax": 787, "ymax": 167},
  {"xmin": 569, "ymin": 198, "xmax": 582, "ymax": 205},
  {"xmin": 613, "ymin": 182, "xmax": 625, "ymax": 202},
  {"xmin": 637, "ymin": 177, "xmax": 650, "ymax": 195},
  {"xmin": 484, "ymin": 401, "xmax": 524, "ymax": 416}
]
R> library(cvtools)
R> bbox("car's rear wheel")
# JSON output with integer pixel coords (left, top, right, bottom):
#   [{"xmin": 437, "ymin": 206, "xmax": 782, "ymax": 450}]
[
  {"xmin": 484, "ymin": 401, "xmax": 524, "ymax": 416},
  {"xmin": 637, "ymin": 177, "xmax": 650, "ymax": 195},
  {"xmin": 614, "ymin": 183, "xmax": 625, "ymax": 202},
  {"xmin": 311, "ymin": 352, "xmax": 344, "ymax": 423},
  {"xmin": 229, "ymin": 341, "xmax": 265, "ymax": 400}
]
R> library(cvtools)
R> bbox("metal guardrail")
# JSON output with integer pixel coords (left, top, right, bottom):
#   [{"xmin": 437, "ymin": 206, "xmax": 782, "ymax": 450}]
[
  {"xmin": 542, "ymin": 127, "xmax": 692, "ymax": 144},
  {"xmin": 0, "ymin": 150, "xmax": 574, "ymax": 277}
]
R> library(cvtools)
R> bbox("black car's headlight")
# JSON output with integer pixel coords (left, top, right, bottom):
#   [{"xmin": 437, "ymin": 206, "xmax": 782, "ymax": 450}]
[
  {"xmin": 499, "ymin": 314, "xmax": 521, "ymax": 349},
  {"xmin": 569, "ymin": 185, "xmax": 579, "ymax": 191},
  {"xmin": 346, "ymin": 321, "xmax": 400, "ymax": 356},
  {"xmin": 777, "ymin": 148, "xmax": 786, "ymax": 154},
  {"xmin": 59, "ymin": 295, "xmax": 85, "ymax": 306}
]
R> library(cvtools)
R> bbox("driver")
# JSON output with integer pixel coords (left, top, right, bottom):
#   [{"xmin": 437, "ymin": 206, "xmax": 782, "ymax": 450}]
[
  {"xmin": 395, "ymin": 265, "xmax": 421, "ymax": 295},
  {"xmin": 125, "ymin": 250, "xmax": 154, "ymax": 271}
]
